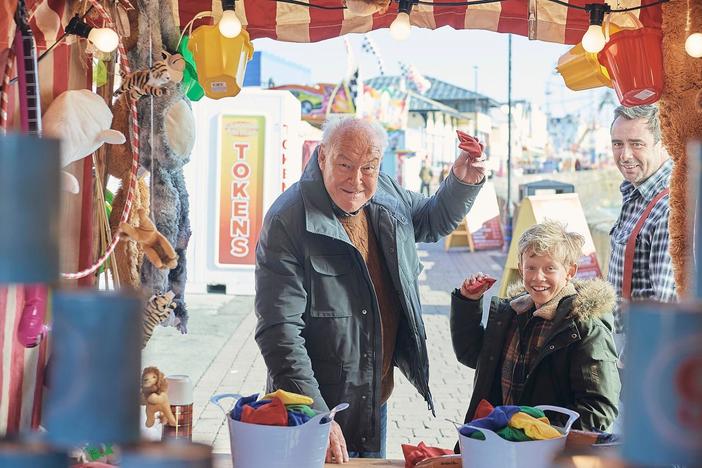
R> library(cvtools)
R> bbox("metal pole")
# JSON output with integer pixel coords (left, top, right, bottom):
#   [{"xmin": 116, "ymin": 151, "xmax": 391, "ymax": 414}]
[
  {"xmin": 473, "ymin": 65, "xmax": 479, "ymax": 136},
  {"xmin": 504, "ymin": 34, "xmax": 513, "ymax": 250}
]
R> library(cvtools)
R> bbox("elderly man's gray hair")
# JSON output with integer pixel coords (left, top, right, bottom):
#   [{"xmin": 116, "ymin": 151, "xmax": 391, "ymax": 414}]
[
  {"xmin": 611, "ymin": 105, "xmax": 661, "ymax": 144},
  {"xmin": 321, "ymin": 116, "xmax": 388, "ymax": 155}
]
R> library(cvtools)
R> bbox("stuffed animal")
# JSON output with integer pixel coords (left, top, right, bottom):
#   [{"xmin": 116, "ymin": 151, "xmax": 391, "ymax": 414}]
[
  {"xmin": 105, "ymin": 96, "xmax": 148, "ymax": 290},
  {"xmin": 42, "ymin": 89, "xmax": 126, "ymax": 193},
  {"xmin": 141, "ymin": 366, "xmax": 176, "ymax": 427},
  {"xmin": 114, "ymin": 50, "xmax": 185, "ymax": 101},
  {"xmin": 118, "ymin": 0, "xmax": 193, "ymax": 333},
  {"xmin": 142, "ymin": 291, "xmax": 176, "ymax": 348},
  {"xmin": 345, "ymin": 0, "xmax": 390, "ymax": 16},
  {"xmin": 119, "ymin": 208, "xmax": 178, "ymax": 270}
]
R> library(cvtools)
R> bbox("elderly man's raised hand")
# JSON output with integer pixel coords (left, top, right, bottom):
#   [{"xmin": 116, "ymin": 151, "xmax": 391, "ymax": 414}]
[{"xmin": 452, "ymin": 130, "xmax": 486, "ymax": 185}]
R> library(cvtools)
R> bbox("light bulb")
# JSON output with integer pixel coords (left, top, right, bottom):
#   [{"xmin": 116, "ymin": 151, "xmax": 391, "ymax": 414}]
[
  {"xmin": 685, "ymin": 32, "xmax": 702, "ymax": 58},
  {"xmin": 87, "ymin": 27, "xmax": 119, "ymax": 53},
  {"xmin": 390, "ymin": 12, "xmax": 411, "ymax": 41},
  {"xmin": 581, "ymin": 24, "xmax": 606, "ymax": 53},
  {"xmin": 219, "ymin": 10, "xmax": 242, "ymax": 38}
]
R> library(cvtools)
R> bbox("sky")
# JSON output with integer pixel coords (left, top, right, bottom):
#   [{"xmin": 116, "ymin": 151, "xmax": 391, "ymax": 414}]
[{"xmin": 252, "ymin": 25, "xmax": 612, "ymax": 119}]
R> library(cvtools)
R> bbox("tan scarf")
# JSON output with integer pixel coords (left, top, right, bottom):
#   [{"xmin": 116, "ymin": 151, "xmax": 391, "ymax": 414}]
[{"xmin": 509, "ymin": 282, "xmax": 576, "ymax": 320}]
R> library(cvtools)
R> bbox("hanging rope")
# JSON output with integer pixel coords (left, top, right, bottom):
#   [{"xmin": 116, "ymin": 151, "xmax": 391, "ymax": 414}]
[{"xmin": 61, "ymin": 0, "xmax": 140, "ymax": 280}]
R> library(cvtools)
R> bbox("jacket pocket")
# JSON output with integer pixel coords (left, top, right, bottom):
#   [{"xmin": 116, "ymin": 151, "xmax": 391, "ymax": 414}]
[
  {"xmin": 310, "ymin": 255, "xmax": 354, "ymax": 318},
  {"xmin": 311, "ymin": 358, "xmax": 345, "ymax": 385}
]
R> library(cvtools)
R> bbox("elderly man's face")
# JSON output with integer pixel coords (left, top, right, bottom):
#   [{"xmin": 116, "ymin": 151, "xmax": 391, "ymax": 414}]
[{"xmin": 318, "ymin": 126, "xmax": 381, "ymax": 213}]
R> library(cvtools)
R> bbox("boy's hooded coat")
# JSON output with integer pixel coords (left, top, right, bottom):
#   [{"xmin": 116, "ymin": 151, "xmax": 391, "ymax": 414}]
[{"xmin": 451, "ymin": 278, "xmax": 620, "ymax": 432}]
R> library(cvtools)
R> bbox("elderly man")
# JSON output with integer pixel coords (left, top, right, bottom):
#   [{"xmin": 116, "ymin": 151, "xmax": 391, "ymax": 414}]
[
  {"xmin": 608, "ymin": 105, "xmax": 676, "ymax": 343},
  {"xmin": 255, "ymin": 117, "xmax": 484, "ymax": 463}
]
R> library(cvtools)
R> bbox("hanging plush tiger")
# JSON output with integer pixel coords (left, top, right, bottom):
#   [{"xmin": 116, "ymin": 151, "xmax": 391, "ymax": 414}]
[
  {"xmin": 142, "ymin": 290, "xmax": 176, "ymax": 348},
  {"xmin": 114, "ymin": 50, "xmax": 186, "ymax": 101}
]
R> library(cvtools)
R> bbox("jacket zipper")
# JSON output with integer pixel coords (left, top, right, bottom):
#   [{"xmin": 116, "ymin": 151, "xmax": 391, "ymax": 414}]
[{"xmin": 387, "ymin": 218, "xmax": 434, "ymax": 413}]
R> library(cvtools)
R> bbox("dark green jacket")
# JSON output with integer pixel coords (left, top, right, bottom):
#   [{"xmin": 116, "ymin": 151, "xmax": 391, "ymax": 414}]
[
  {"xmin": 255, "ymin": 152, "xmax": 482, "ymax": 452},
  {"xmin": 450, "ymin": 279, "xmax": 620, "ymax": 432}
]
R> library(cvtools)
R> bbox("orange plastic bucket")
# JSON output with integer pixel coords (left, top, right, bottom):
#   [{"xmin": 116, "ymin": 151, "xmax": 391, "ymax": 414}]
[
  {"xmin": 556, "ymin": 42, "xmax": 612, "ymax": 91},
  {"xmin": 187, "ymin": 24, "xmax": 254, "ymax": 99},
  {"xmin": 597, "ymin": 25, "xmax": 664, "ymax": 106}
]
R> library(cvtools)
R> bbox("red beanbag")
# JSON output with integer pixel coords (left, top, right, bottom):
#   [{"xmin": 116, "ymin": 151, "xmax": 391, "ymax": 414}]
[
  {"xmin": 464, "ymin": 276, "xmax": 496, "ymax": 295},
  {"xmin": 456, "ymin": 130, "xmax": 484, "ymax": 159}
]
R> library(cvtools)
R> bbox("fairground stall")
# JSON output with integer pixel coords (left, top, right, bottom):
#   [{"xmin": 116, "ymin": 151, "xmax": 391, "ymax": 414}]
[{"xmin": 0, "ymin": 0, "xmax": 700, "ymax": 466}]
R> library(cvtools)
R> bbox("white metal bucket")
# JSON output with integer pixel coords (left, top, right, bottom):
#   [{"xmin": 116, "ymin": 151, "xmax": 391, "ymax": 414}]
[
  {"xmin": 458, "ymin": 405, "xmax": 580, "ymax": 468},
  {"xmin": 211, "ymin": 393, "xmax": 348, "ymax": 468}
]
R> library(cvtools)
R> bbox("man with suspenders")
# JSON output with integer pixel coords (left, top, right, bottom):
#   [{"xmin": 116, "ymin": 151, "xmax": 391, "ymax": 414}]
[{"xmin": 607, "ymin": 105, "xmax": 677, "ymax": 362}]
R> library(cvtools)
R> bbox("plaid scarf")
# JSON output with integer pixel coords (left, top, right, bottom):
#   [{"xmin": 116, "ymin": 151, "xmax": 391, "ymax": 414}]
[{"xmin": 500, "ymin": 282, "xmax": 576, "ymax": 405}]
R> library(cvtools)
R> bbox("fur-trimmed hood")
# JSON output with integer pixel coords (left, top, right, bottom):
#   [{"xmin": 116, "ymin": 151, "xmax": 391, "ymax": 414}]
[{"xmin": 505, "ymin": 278, "xmax": 616, "ymax": 322}]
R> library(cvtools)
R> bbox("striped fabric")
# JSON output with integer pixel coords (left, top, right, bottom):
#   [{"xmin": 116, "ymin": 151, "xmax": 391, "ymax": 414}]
[
  {"xmin": 0, "ymin": 286, "xmax": 49, "ymax": 435},
  {"xmin": 1, "ymin": 0, "xmax": 88, "ymax": 436},
  {"xmin": 2, "ymin": 1, "xmax": 664, "ymax": 49},
  {"xmin": 175, "ymin": 0, "xmax": 662, "ymax": 45}
]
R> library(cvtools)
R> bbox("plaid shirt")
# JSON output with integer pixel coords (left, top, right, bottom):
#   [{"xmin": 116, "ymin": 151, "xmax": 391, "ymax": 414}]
[
  {"xmin": 607, "ymin": 159, "xmax": 677, "ymax": 332},
  {"xmin": 500, "ymin": 310, "xmax": 554, "ymax": 405}
]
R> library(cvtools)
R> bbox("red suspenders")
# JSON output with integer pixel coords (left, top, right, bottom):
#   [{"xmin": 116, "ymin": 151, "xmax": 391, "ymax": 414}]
[{"xmin": 621, "ymin": 187, "xmax": 670, "ymax": 300}]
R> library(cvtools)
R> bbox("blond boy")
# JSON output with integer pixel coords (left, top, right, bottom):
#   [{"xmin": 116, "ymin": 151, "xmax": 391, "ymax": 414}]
[{"xmin": 451, "ymin": 221, "xmax": 620, "ymax": 431}]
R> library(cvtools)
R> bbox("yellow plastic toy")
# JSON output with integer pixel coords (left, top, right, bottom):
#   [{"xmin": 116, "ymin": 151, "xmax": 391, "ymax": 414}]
[
  {"xmin": 556, "ymin": 42, "xmax": 613, "ymax": 91},
  {"xmin": 556, "ymin": 22, "xmax": 622, "ymax": 91}
]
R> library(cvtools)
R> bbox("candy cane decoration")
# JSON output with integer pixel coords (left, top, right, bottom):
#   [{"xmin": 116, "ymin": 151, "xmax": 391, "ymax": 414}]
[{"xmin": 61, "ymin": 0, "xmax": 139, "ymax": 279}]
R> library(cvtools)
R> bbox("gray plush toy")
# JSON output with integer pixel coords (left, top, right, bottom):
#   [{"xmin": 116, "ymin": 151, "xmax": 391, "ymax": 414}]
[{"xmin": 126, "ymin": 0, "xmax": 194, "ymax": 332}]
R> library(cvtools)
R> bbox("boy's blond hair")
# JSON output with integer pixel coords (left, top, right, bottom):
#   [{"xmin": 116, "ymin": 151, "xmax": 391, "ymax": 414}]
[{"xmin": 518, "ymin": 220, "xmax": 584, "ymax": 268}]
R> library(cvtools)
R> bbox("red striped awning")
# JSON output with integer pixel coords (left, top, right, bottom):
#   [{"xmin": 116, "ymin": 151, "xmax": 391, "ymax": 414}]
[
  {"xmin": 176, "ymin": 0, "xmax": 662, "ymax": 45},
  {"xmin": 1, "ymin": 1, "xmax": 664, "ymax": 51}
]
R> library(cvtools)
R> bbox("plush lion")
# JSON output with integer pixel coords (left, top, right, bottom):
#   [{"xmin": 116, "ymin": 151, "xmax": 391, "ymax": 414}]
[{"xmin": 141, "ymin": 366, "xmax": 176, "ymax": 427}]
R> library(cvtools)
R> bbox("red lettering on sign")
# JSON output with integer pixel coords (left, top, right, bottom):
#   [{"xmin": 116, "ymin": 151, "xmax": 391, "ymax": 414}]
[
  {"xmin": 231, "ymin": 181, "xmax": 249, "ymax": 199},
  {"xmin": 230, "ymin": 218, "xmax": 250, "ymax": 238},
  {"xmin": 234, "ymin": 143, "xmax": 248, "ymax": 160},
  {"xmin": 230, "ymin": 237, "xmax": 248, "ymax": 257},
  {"xmin": 232, "ymin": 162, "xmax": 251, "ymax": 179},
  {"xmin": 232, "ymin": 201, "xmax": 250, "ymax": 218}
]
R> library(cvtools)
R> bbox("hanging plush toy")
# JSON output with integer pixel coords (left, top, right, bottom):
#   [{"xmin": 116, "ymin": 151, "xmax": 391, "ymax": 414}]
[
  {"xmin": 142, "ymin": 291, "xmax": 176, "ymax": 348},
  {"xmin": 114, "ymin": 50, "xmax": 185, "ymax": 101},
  {"xmin": 119, "ymin": 208, "xmax": 178, "ymax": 270},
  {"xmin": 42, "ymin": 89, "xmax": 126, "ymax": 193}
]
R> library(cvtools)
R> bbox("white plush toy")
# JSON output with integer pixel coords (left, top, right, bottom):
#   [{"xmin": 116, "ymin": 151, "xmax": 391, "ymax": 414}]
[{"xmin": 43, "ymin": 89, "xmax": 126, "ymax": 193}]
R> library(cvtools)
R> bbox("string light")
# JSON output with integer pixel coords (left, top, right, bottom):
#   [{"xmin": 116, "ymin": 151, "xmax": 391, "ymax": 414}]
[
  {"xmin": 581, "ymin": 3, "xmax": 610, "ymax": 53},
  {"xmin": 685, "ymin": 33, "xmax": 702, "ymax": 58},
  {"xmin": 219, "ymin": 0, "xmax": 242, "ymax": 38},
  {"xmin": 390, "ymin": 0, "xmax": 414, "ymax": 40},
  {"xmin": 65, "ymin": 14, "xmax": 119, "ymax": 53}
]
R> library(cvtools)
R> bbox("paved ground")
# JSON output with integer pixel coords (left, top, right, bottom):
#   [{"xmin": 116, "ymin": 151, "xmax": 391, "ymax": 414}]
[{"xmin": 144, "ymin": 241, "xmax": 506, "ymax": 459}]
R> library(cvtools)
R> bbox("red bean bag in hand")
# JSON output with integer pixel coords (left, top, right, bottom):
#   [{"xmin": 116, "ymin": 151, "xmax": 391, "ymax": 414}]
[
  {"xmin": 456, "ymin": 130, "xmax": 484, "ymax": 160},
  {"xmin": 463, "ymin": 276, "xmax": 496, "ymax": 295}
]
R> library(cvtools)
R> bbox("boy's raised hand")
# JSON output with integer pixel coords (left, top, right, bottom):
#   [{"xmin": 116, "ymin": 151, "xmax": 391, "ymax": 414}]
[{"xmin": 459, "ymin": 272, "xmax": 497, "ymax": 300}]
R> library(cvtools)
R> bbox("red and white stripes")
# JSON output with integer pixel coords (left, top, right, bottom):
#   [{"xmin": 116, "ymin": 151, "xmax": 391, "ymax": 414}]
[{"xmin": 175, "ymin": 0, "xmax": 662, "ymax": 45}]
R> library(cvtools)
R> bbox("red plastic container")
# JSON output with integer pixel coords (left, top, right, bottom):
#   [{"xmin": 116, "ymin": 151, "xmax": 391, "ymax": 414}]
[{"xmin": 598, "ymin": 27, "xmax": 664, "ymax": 106}]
